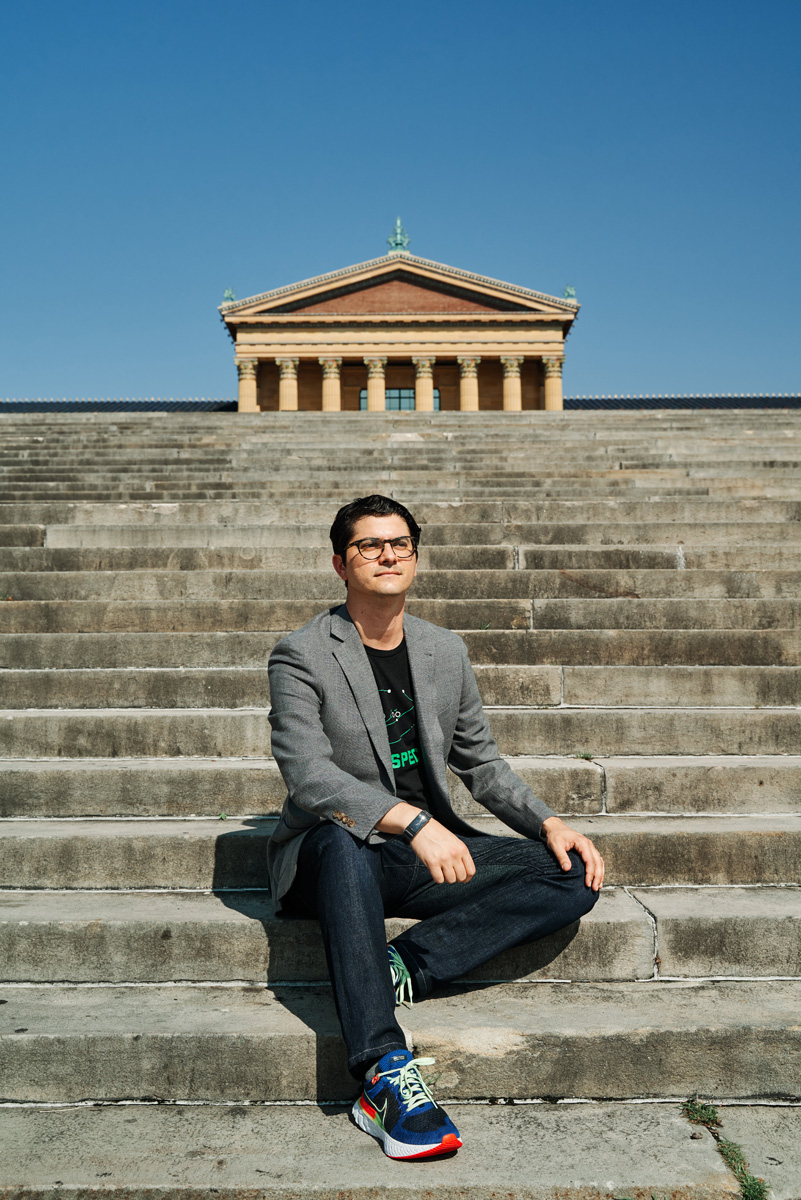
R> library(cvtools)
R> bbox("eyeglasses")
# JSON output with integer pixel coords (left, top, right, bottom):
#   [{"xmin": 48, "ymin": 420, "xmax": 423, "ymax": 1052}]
[{"xmin": 346, "ymin": 536, "xmax": 418, "ymax": 561}]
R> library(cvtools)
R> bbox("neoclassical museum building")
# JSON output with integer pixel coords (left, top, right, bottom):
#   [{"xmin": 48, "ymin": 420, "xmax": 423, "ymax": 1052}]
[{"xmin": 220, "ymin": 223, "xmax": 579, "ymax": 414}]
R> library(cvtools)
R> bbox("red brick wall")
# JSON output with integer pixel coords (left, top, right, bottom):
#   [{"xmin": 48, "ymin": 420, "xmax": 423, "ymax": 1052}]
[{"xmin": 295, "ymin": 280, "xmax": 503, "ymax": 315}]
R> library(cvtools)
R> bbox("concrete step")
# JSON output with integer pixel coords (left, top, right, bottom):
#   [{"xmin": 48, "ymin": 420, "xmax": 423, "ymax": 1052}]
[
  {"xmin": 5, "ymin": 542, "xmax": 800, "ymax": 572},
  {"xmin": 4, "ymin": 568, "xmax": 801, "ymax": 602},
  {"xmin": 0, "ymin": 545, "xmax": 516, "ymax": 573},
  {"xmin": 0, "ymin": 524, "xmax": 44, "ymax": 547},
  {"xmin": 4, "ymin": 627, "xmax": 800, "ymax": 671},
  {"xmin": 0, "ymin": 598, "xmax": 533, "ymax": 633},
  {"xmin": 461, "ymin": 628, "xmax": 801, "ymax": 665},
  {"xmin": 0, "ymin": 887, "xmax": 653, "ymax": 983},
  {"xmin": 489, "ymin": 706, "xmax": 801, "ymax": 755},
  {"xmin": 3, "ymin": 704, "xmax": 799, "ymax": 757},
  {"xmin": 3, "ymin": 754, "xmax": 799, "ymax": 819},
  {"xmin": 1, "ymin": 978, "xmax": 799, "ymax": 1101},
  {"xmin": 0, "ymin": 667, "xmax": 274, "ymax": 709},
  {"xmin": 0, "ymin": 631, "xmax": 285, "ymax": 668},
  {"xmin": 5, "ymin": 664, "xmax": 800, "ymax": 710},
  {"xmin": 2, "ymin": 815, "xmax": 799, "ymax": 887},
  {"xmin": 2, "ymin": 885, "xmax": 798, "ymax": 983},
  {"xmin": 40, "ymin": 521, "xmax": 801, "ymax": 549},
  {"xmin": 3, "ymin": 497, "xmax": 799, "ymax": 523},
  {"xmin": 0, "ymin": 1102, "xmax": 743, "ymax": 1200},
  {"xmin": 526, "ymin": 598, "xmax": 801, "ymax": 630},
  {"xmin": 520, "ymin": 544, "xmax": 801, "ymax": 570},
  {"xmin": 3, "ymin": 596, "xmax": 801, "ymax": 633},
  {"xmin": 599, "ymin": 754, "xmax": 801, "ymax": 813}
]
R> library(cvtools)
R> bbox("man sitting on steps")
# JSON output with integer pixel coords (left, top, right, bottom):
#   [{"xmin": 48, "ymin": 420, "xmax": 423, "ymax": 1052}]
[{"xmin": 267, "ymin": 494, "xmax": 604, "ymax": 1161}]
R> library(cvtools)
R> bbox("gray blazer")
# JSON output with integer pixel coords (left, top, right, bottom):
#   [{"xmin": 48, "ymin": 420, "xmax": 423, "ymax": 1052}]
[{"xmin": 266, "ymin": 604, "xmax": 556, "ymax": 910}]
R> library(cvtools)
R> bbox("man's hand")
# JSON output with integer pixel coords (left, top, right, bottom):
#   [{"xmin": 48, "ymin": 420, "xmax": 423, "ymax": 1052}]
[
  {"xmin": 410, "ymin": 818, "xmax": 475, "ymax": 884},
  {"xmin": 542, "ymin": 816, "xmax": 604, "ymax": 891},
  {"xmin": 376, "ymin": 802, "xmax": 475, "ymax": 884}
]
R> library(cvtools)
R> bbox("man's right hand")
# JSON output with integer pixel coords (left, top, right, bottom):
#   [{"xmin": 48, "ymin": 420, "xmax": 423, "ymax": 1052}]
[{"xmin": 375, "ymin": 802, "xmax": 476, "ymax": 884}]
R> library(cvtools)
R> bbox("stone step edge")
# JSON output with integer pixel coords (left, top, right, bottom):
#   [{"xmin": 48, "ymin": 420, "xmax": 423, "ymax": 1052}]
[{"xmin": 2, "ymin": 979, "xmax": 800, "ymax": 1103}]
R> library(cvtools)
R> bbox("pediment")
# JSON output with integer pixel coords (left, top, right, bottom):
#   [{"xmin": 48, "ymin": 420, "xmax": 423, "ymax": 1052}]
[
  {"xmin": 272, "ymin": 274, "xmax": 523, "ymax": 315},
  {"xmin": 221, "ymin": 253, "xmax": 578, "ymax": 321}
]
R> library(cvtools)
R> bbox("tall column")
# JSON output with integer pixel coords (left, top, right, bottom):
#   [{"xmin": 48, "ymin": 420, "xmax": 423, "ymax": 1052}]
[
  {"xmin": 500, "ymin": 356, "xmax": 524, "ymax": 411},
  {"xmin": 457, "ymin": 357, "xmax": 481, "ymax": 411},
  {"xmin": 412, "ymin": 356, "xmax": 436, "ymax": 411},
  {"xmin": 318, "ymin": 357, "xmax": 342, "ymax": 412},
  {"xmin": 543, "ymin": 358, "xmax": 564, "ymax": 411},
  {"xmin": 363, "ymin": 357, "xmax": 387, "ymax": 412},
  {"xmin": 276, "ymin": 358, "xmax": 299, "ymax": 411},
  {"xmin": 235, "ymin": 358, "xmax": 259, "ymax": 412}
]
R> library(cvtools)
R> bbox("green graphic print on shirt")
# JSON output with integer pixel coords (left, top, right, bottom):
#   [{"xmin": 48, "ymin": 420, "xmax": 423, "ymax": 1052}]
[{"xmin": 364, "ymin": 639, "xmax": 429, "ymax": 811}]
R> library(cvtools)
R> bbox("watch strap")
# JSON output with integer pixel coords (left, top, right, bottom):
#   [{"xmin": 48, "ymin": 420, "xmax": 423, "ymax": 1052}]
[{"xmin": 400, "ymin": 810, "xmax": 431, "ymax": 844}]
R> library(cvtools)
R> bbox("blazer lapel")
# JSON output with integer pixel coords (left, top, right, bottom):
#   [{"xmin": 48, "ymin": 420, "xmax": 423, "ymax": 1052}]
[{"xmin": 330, "ymin": 606, "xmax": 394, "ymax": 780}]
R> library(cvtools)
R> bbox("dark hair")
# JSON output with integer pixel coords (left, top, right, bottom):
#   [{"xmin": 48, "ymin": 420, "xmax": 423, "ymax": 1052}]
[{"xmin": 329, "ymin": 495, "xmax": 421, "ymax": 560}]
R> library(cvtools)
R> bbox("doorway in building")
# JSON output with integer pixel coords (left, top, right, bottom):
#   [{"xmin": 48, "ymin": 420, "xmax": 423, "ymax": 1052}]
[{"xmin": 360, "ymin": 388, "xmax": 441, "ymax": 411}]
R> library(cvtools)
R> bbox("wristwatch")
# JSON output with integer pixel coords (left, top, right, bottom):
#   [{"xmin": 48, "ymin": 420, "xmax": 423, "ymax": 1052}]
[{"xmin": 400, "ymin": 810, "xmax": 431, "ymax": 844}]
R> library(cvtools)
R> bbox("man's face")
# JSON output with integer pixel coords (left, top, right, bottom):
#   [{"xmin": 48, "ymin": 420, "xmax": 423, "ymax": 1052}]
[{"xmin": 333, "ymin": 514, "xmax": 418, "ymax": 601}]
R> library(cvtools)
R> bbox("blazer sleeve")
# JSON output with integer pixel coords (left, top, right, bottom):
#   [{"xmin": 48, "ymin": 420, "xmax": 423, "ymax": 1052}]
[
  {"xmin": 268, "ymin": 637, "xmax": 400, "ymax": 843},
  {"xmin": 446, "ymin": 639, "xmax": 557, "ymax": 839}
]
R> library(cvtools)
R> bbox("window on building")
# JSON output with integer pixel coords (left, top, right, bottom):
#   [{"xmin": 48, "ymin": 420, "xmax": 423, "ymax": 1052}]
[{"xmin": 360, "ymin": 388, "xmax": 440, "ymax": 412}]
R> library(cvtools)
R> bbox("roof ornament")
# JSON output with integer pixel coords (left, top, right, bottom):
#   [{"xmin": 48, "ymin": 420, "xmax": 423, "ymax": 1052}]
[
  {"xmin": 563, "ymin": 285, "xmax": 576, "ymax": 300},
  {"xmin": 222, "ymin": 288, "xmax": 236, "ymax": 303},
  {"xmin": 387, "ymin": 217, "xmax": 411, "ymax": 255}
]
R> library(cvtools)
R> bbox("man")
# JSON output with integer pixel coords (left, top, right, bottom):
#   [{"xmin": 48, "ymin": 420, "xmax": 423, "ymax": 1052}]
[{"xmin": 267, "ymin": 495, "xmax": 604, "ymax": 1161}]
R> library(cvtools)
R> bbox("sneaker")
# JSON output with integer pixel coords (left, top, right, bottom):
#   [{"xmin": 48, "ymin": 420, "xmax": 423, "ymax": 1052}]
[
  {"xmin": 388, "ymin": 944, "xmax": 414, "ymax": 1008},
  {"xmin": 352, "ymin": 1048, "xmax": 462, "ymax": 1160}
]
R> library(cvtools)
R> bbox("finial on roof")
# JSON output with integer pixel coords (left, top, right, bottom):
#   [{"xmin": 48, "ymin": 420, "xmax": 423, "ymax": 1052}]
[
  {"xmin": 563, "ymin": 285, "xmax": 576, "ymax": 300},
  {"xmin": 387, "ymin": 217, "xmax": 410, "ymax": 255},
  {"xmin": 222, "ymin": 288, "xmax": 236, "ymax": 303}
]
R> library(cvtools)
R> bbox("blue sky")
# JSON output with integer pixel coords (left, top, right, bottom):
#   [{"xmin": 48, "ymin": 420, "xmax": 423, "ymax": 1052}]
[{"xmin": 1, "ymin": 0, "xmax": 798, "ymax": 399}]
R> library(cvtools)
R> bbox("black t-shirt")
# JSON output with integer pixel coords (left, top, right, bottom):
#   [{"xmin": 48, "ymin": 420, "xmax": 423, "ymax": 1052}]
[{"xmin": 364, "ymin": 638, "xmax": 429, "ymax": 812}]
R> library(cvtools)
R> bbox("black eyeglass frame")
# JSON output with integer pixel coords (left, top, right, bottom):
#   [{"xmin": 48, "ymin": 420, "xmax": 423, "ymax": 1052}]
[{"xmin": 345, "ymin": 536, "xmax": 419, "ymax": 561}]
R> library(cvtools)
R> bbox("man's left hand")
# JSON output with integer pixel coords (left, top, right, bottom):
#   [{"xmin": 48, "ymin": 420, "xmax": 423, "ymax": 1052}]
[{"xmin": 541, "ymin": 816, "xmax": 605, "ymax": 891}]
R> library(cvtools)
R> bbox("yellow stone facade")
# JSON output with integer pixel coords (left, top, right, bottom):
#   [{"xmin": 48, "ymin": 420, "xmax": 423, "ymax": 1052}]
[{"xmin": 220, "ymin": 248, "xmax": 578, "ymax": 414}]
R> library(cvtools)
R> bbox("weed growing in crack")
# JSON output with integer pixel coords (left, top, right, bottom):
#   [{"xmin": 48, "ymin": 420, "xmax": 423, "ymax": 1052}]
[{"xmin": 681, "ymin": 1098, "xmax": 768, "ymax": 1200}]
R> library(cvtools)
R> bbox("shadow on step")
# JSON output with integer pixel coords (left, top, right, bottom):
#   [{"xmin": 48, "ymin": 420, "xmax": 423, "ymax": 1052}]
[{"xmin": 211, "ymin": 820, "xmax": 580, "ymax": 1101}]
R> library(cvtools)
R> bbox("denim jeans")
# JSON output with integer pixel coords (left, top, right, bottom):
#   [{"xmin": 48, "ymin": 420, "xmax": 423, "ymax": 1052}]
[{"xmin": 282, "ymin": 822, "xmax": 598, "ymax": 1078}]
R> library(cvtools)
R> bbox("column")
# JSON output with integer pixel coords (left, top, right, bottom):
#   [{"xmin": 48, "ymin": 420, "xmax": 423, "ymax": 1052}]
[
  {"xmin": 543, "ymin": 358, "xmax": 564, "ymax": 411},
  {"xmin": 318, "ymin": 357, "xmax": 342, "ymax": 412},
  {"xmin": 457, "ymin": 357, "xmax": 481, "ymax": 411},
  {"xmin": 235, "ymin": 358, "xmax": 258, "ymax": 412},
  {"xmin": 412, "ymin": 356, "xmax": 436, "ymax": 411},
  {"xmin": 363, "ymin": 357, "xmax": 387, "ymax": 412},
  {"xmin": 276, "ymin": 358, "xmax": 299, "ymax": 411},
  {"xmin": 500, "ymin": 356, "xmax": 524, "ymax": 411}
]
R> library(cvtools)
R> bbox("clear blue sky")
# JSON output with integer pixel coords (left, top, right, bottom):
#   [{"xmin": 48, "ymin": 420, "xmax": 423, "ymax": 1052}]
[{"xmin": 1, "ymin": 0, "xmax": 798, "ymax": 399}]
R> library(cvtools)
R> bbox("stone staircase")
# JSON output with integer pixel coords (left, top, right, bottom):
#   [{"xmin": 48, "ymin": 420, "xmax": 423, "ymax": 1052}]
[{"xmin": 1, "ymin": 409, "xmax": 800, "ymax": 1197}]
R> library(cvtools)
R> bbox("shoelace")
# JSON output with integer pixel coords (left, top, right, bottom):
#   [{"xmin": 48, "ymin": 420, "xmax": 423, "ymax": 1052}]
[
  {"xmin": 373, "ymin": 1056, "xmax": 437, "ymax": 1111},
  {"xmin": 388, "ymin": 944, "xmax": 414, "ymax": 1008}
]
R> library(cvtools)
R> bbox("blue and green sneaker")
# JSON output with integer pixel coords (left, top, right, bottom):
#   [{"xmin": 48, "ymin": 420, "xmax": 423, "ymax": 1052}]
[{"xmin": 352, "ymin": 1048, "xmax": 462, "ymax": 1159}]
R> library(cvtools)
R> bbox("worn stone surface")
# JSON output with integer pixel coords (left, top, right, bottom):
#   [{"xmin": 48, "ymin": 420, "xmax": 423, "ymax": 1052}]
[
  {"xmin": 0, "ymin": 1103, "xmax": 738, "ymax": 1199},
  {"xmin": 634, "ymin": 887, "xmax": 801, "ymax": 977},
  {"xmin": 603, "ymin": 755, "xmax": 801, "ymax": 813},
  {"xmin": 563, "ymin": 666, "xmax": 801, "ymax": 707},
  {"xmin": 3, "ymin": 815, "xmax": 800, "ymax": 888},
  {"xmin": 0, "ymin": 887, "xmax": 651, "ymax": 984},
  {"xmin": 1, "ymin": 979, "xmax": 800, "ymax": 1102},
  {"xmin": 716, "ymin": 1105, "xmax": 801, "ymax": 1200}
]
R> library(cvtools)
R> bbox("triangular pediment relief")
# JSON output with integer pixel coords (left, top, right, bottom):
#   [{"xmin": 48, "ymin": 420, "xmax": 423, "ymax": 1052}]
[{"xmin": 221, "ymin": 253, "xmax": 578, "ymax": 320}]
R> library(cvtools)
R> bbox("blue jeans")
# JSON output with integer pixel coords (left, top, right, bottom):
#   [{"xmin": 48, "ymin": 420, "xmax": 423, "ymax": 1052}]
[{"xmin": 283, "ymin": 823, "xmax": 598, "ymax": 1078}]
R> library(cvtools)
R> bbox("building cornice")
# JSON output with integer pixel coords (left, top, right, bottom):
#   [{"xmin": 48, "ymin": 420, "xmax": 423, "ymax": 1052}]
[{"xmin": 219, "ymin": 252, "xmax": 580, "ymax": 317}]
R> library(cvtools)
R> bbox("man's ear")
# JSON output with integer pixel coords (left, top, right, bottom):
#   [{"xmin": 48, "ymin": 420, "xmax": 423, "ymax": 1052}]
[{"xmin": 333, "ymin": 553, "xmax": 347, "ymax": 583}]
